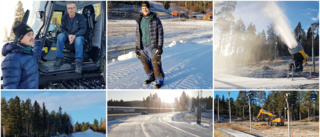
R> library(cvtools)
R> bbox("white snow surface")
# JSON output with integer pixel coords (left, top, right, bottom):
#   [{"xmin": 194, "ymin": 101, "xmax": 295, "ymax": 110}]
[
  {"xmin": 108, "ymin": 37, "xmax": 213, "ymax": 89},
  {"xmin": 52, "ymin": 129, "xmax": 106, "ymax": 137},
  {"xmin": 71, "ymin": 129, "xmax": 106, "ymax": 137},
  {"xmin": 215, "ymin": 73, "xmax": 319, "ymax": 89},
  {"xmin": 217, "ymin": 128, "xmax": 255, "ymax": 137},
  {"xmin": 172, "ymin": 111, "xmax": 213, "ymax": 130},
  {"xmin": 108, "ymin": 20, "xmax": 213, "ymax": 51}
]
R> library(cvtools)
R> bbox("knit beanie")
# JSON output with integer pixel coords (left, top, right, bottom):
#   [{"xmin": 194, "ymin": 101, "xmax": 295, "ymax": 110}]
[
  {"xmin": 13, "ymin": 23, "xmax": 33, "ymax": 42},
  {"xmin": 141, "ymin": 1, "xmax": 150, "ymax": 9}
]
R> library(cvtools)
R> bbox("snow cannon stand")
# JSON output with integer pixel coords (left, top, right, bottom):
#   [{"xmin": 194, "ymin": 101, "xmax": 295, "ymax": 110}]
[{"xmin": 287, "ymin": 43, "xmax": 310, "ymax": 80}]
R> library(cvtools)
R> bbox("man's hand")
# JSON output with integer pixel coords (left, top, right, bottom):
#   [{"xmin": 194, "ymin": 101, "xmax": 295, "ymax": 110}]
[
  {"xmin": 68, "ymin": 34, "xmax": 76, "ymax": 44},
  {"xmin": 157, "ymin": 46, "xmax": 163, "ymax": 56}
]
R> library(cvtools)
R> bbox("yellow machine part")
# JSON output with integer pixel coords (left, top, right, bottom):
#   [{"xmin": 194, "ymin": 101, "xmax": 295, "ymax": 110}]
[
  {"xmin": 43, "ymin": 47, "xmax": 57, "ymax": 53},
  {"xmin": 298, "ymin": 49, "xmax": 309, "ymax": 64}
]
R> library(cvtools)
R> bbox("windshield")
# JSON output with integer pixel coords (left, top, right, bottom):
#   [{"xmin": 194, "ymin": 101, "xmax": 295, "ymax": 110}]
[{"xmin": 27, "ymin": 1, "xmax": 48, "ymax": 37}]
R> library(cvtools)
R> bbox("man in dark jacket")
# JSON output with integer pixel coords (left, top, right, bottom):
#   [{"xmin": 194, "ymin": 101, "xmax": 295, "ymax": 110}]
[
  {"xmin": 135, "ymin": 1, "xmax": 165, "ymax": 89},
  {"xmin": 54, "ymin": 2, "xmax": 87, "ymax": 73},
  {"xmin": 1, "ymin": 23, "xmax": 42, "ymax": 89}
]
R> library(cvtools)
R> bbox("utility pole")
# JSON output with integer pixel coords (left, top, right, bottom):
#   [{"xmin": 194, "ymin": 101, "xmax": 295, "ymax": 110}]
[
  {"xmin": 311, "ymin": 22, "xmax": 319, "ymax": 73},
  {"xmin": 285, "ymin": 93, "xmax": 290, "ymax": 137},
  {"xmin": 197, "ymin": 90, "xmax": 202, "ymax": 124},
  {"xmin": 247, "ymin": 92, "xmax": 252, "ymax": 133},
  {"xmin": 228, "ymin": 92, "xmax": 231, "ymax": 123},
  {"xmin": 217, "ymin": 94, "xmax": 219, "ymax": 121}
]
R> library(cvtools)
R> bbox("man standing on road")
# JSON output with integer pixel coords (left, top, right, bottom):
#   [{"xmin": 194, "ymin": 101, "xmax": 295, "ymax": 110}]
[
  {"xmin": 54, "ymin": 2, "xmax": 87, "ymax": 73},
  {"xmin": 135, "ymin": 1, "xmax": 165, "ymax": 89},
  {"xmin": 1, "ymin": 23, "xmax": 42, "ymax": 89}
]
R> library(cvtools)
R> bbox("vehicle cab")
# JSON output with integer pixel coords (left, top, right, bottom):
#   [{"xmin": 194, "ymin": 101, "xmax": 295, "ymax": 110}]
[{"xmin": 25, "ymin": 1, "xmax": 106, "ymax": 87}]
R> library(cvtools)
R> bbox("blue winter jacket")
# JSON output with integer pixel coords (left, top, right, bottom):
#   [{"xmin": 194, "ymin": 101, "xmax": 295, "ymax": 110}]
[
  {"xmin": 1, "ymin": 41, "xmax": 42, "ymax": 89},
  {"xmin": 60, "ymin": 13, "xmax": 87, "ymax": 37}
]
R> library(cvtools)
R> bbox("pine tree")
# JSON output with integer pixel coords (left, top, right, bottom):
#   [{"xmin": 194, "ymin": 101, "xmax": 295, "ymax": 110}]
[
  {"xmin": 267, "ymin": 24, "xmax": 278, "ymax": 60},
  {"xmin": 1, "ymin": 98, "xmax": 9, "ymax": 135},
  {"xmin": 92, "ymin": 119, "xmax": 99, "ymax": 132},
  {"xmin": 214, "ymin": 1, "xmax": 237, "ymax": 56},
  {"xmin": 32, "ymin": 101, "xmax": 41, "ymax": 136},
  {"xmin": 7, "ymin": 96, "xmax": 23, "ymax": 136},
  {"xmin": 42, "ymin": 102, "xmax": 48, "ymax": 136},
  {"xmin": 235, "ymin": 91, "xmax": 247, "ymax": 119}
]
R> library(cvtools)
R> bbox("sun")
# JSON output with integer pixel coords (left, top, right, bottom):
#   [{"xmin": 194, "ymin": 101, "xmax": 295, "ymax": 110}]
[{"xmin": 156, "ymin": 91, "xmax": 182, "ymax": 104}]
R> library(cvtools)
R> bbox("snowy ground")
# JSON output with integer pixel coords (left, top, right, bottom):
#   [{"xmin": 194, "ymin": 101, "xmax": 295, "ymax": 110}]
[
  {"xmin": 172, "ymin": 111, "xmax": 213, "ymax": 131},
  {"xmin": 215, "ymin": 57, "xmax": 319, "ymax": 89},
  {"xmin": 52, "ymin": 129, "xmax": 106, "ymax": 137},
  {"xmin": 108, "ymin": 112, "xmax": 212, "ymax": 137},
  {"xmin": 108, "ymin": 1, "xmax": 212, "ymax": 52},
  {"xmin": 107, "ymin": 37, "xmax": 213, "ymax": 89}
]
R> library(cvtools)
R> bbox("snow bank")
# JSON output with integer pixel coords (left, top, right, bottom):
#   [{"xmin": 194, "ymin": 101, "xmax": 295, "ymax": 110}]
[
  {"xmin": 164, "ymin": 40, "xmax": 185, "ymax": 48},
  {"xmin": 72, "ymin": 129, "xmax": 106, "ymax": 137},
  {"xmin": 52, "ymin": 129, "xmax": 106, "ymax": 137},
  {"xmin": 195, "ymin": 37, "xmax": 213, "ymax": 44},
  {"xmin": 117, "ymin": 51, "xmax": 136, "ymax": 61}
]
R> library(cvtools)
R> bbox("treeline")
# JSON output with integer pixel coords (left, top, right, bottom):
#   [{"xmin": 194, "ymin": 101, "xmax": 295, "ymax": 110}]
[
  {"xmin": 74, "ymin": 118, "xmax": 106, "ymax": 134},
  {"xmin": 1, "ymin": 96, "xmax": 73, "ymax": 137},
  {"xmin": 214, "ymin": 91, "xmax": 319, "ymax": 121},
  {"xmin": 108, "ymin": 91, "xmax": 213, "ymax": 111},
  {"xmin": 215, "ymin": 1, "xmax": 319, "ymax": 64},
  {"xmin": 108, "ymin": 99, "xmax": 132, "ymax": 106},
  {"xmin": 110, "ymin": 1, "xmax": 212, "ymax": 13}
]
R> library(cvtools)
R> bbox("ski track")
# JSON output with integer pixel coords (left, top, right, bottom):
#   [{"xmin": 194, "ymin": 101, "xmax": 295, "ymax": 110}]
[{"xmin": 108, "ymin": 41, "xmax": 213, "ymax": 89}]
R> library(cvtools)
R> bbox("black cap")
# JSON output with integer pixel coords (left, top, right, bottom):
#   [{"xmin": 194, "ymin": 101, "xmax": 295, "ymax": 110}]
[
  {"xmin": 13, "ymin": 23, "xmax": 33, "ymax": 42},
  {"xmin": 141, "ymin": 1, "xmax": 150, "ymax": 9}
]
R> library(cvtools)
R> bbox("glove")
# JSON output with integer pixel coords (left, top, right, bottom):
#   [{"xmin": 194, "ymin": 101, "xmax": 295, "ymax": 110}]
[
  {"xmin": 157, "ymin": 46, "xmax": 163, "ymax": 55},
  {"xmin": 135, "ymin": 46, "xmax": 140, "ymax": 56}
]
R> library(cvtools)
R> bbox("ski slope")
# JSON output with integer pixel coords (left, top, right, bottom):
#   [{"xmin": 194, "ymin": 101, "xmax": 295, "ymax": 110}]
[{"xmin": 107, "ymin": 38, "xmax": 213, "ymax": 89}]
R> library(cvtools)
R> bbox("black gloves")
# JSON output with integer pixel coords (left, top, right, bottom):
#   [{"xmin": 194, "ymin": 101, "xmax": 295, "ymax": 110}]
[
  {"xmin": 135, "ymin": 46, "xmax": 140, "ymax": 56},
  {"xmin": 157, "ymin": 46, "xmax": 163, "ymax": 55}
]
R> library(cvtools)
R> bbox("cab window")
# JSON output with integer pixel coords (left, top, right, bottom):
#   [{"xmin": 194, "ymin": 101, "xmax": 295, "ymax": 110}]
[{"xmin": 50, "ymin": 11, "xmax": 63, "ymax": 31}]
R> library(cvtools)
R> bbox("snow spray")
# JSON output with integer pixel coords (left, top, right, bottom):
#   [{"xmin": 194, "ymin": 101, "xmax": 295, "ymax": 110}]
[{"xmin": 263, "ymin": 2, "xmax": 298, "ymax": 49}]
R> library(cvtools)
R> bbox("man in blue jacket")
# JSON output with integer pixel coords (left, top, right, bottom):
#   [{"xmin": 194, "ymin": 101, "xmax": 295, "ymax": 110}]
[
  {"xmin": 1, "ymin": 23, "xmax": 42, "ymax": 89},
  {"xmin": 54, "ymin": 2, "xmax": 87, "ymax": 73}
]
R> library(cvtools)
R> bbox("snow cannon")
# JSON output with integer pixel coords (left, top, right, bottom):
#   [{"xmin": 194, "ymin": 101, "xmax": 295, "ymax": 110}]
[{"xmin": 288, "ymin": 43, "xmax": 309, "ymax": 72}]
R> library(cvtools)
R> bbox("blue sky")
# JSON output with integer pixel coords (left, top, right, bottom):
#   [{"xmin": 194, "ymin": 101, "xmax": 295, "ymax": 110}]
[
  {"xmin": 233, "ymin": 1, "xmax": 319, "ymax": 33},
  {"xmin": 214, "ymin": 91, "xmax": 272, "ymax": 100},
  {"xmin": 1, "ymin": 91, "xmax": 106, "ymax": 125}
]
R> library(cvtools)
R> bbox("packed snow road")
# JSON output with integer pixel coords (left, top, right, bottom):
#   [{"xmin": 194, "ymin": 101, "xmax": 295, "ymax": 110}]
[
  {"xmin": 214, "ymin": 73, "xmax": 319, "ymax": 89},
  {"xmin": 108, "ymin": 112, "xmax": 212, "ymax": 137},
  {"xmin": 108, "ymin": 38, "xmax": 213, "ymax": 89},
  {"xmin": 216, "ymin": 128, "xmax": 256, "ymax": 137}
]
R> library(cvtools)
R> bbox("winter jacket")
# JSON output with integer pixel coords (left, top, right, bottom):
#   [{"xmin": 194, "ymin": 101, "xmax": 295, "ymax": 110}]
[
  {"xmin": 1, "ymin": 41, "xmax": 42, "ymax": 89},
  {"xmin": 60, "ymin": 13, "xmax": 87, "ymax": 37},
  {"xmin": 136, "ymin": 12, "xmax": 163, "ymax": 56}
]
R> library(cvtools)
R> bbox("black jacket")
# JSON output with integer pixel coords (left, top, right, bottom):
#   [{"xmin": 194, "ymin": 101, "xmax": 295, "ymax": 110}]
[
  {"xmin": 60, "ymin": 13, "xmax": 87, "ymax": 37},
  {"xmin": 136, "ymin": 12, "xmax": 163, "ymax": 53}
]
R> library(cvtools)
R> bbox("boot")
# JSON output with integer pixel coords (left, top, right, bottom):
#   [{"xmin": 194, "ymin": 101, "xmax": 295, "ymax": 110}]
[
  {"xmin": 54, "ymin": 57, "xmax": 63, "ymax": 68},
  {"xmin": 154, "ymin": 83, "xmax": 163, "ymax": 89},
  {"xmin": 75, "ymin": 59, "xmax": 82, "ymax": 73},
  {"xmin": 144, "ymin": 73, "xmax": 155, "ymax": 84}
]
